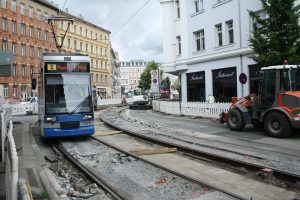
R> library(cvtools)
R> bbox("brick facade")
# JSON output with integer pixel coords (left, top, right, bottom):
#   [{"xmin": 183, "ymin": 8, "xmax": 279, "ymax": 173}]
[{"xmin": 0, "ymin": 0, "xmax": 58, "ymax": 99}]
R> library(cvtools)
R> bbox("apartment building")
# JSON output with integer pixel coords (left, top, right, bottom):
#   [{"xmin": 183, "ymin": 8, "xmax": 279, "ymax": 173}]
[
  {"xmin": 160, "ymin": 0, "xmax": 270, "ymax": 102},
  {"xmin": 57, "ymin": 10, "xmax": 111, "ymax": 98},
  {"xmin": 0, "ymin": 0, "xmax": 58, "ymax": 99},
  {"xmin": 120, "ymin": 60, "xmax": 148, "ymax": 92},
  {"xmin": 110, "ymin": 49, "xmax": 121, "ymax": 99}
]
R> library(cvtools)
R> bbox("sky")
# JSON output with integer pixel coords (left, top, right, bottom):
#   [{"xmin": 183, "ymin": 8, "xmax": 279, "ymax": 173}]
[{"xmin": 50, "ymin": 0, "xmax": 163, "ymax": 62}]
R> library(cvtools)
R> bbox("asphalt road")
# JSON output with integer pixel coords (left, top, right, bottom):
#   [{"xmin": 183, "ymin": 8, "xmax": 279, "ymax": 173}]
[{"xmin": 127, "ymin": 109, "xmax": 300, "ymax": 156}]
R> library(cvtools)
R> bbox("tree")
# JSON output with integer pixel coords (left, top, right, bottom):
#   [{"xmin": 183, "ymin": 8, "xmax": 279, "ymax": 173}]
[
  {"xmin": 250, "ymin": 0, "xmax": 300, "ymax": 66},
  {"xmin": 138, "ymin": 61, "xmax": 159, "ymax": 91},
  {"xmin": 171, "ymin": 77, "xmax": 180, "ymax": 92}
]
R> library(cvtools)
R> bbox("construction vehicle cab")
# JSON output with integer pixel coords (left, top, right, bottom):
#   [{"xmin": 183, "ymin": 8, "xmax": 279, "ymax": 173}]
[{"xmin": 224, "ymin": 65, "xmax": 300, "ymax": 138}]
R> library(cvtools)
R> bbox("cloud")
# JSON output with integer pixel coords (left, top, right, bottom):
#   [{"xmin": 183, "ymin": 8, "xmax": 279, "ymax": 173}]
[{"xmin": 51, "ymin": 0, "xmax": 162, "ymax": 61}]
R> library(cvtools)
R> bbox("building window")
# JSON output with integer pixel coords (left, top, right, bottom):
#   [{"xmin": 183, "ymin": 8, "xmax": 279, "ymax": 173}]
[
  {"xmin": 96, "ymin": 60, "xmax": 98, "ymax": 68},
  {"xmin": 12, "ymin": 20, "xmax": 17, "ymax": 33},
  {"xmin": 3, "ymin": 85, "xmax": 8, "ymax": 98},
  {"xmin": 176, "ymin": 36, "xmax": 181, "ymax": 55},
  {"xmin": 37, "ymin": 10, "xmax": 41, "ymax": 21},
  {"xmin": 176, "ymin": 0, "xmax": 181, "ymax": 18},
  {"xmin": 30, "ymin": 66, "xmax": 34, "ymax": 76},
  {"xmin": 215, "ymin": 23, "xmax": 223, "ymax": 47},
  {"xmin": 1, "ymin": 0, "xmax": 6, "ymax": 9},
  {"xmin": 67, "ymin": 39, "xmax": 70, "ymax": 48},
  {"xmin": 60, "ymin": 21, "xmax": 63, "ymax": 29},
  {"xmin": 100, "ymin": 61, "xmax": 103, "ymax": 69},
  {"xmin": 105, "ymin": 62, "xmax": 107, "ymax": 70},
  {"xmin": 29, "ymin": 26, "xmax": 34, "ymax": 37},
  {"xmin": 80, "ymin": 27, "xmax": 82, "ymax": 35},
  {"xmin": 37, "ymin": 47, "xmax": 41, "ymax": 58},
  {"xmin": 85, "ymin": 29, "xmax": 87, "ymax": 36},
  {"xmin": 2, "ymin": 17, "xmax": 7, "ymax": 31},
  {"xmin": 90, "ymin": 31, "xmax": 93, "ymax": 39},
  {"xmin": 73, "ymin": 25, "xmax": 76, "ymax": 34},
  {"xmin": 11, "ymin": 0, "xmax": 16, "ymax": 12},
  {"xmin": 100, "ymin": 48, "xmax": 102, "ymax": 56},
  {"xmin": 21, "ymin": 23, "xmax": 26, "ymax": 35},
  {"xmin": 20, "ymin": 3, "xmax": 25, "ymax": 15},
  {"xmin": 51, "ymin": 33, "xmax": 55, "ymax": 43},
  {"xmin": 22, "ymin": 65, "xmax": 26, "ymax": 76},
  {"xmin": 45, "ymin": 48, "xmax": 49, "ymax": 53},
  {"xmin": 44, "ymin": 12, "xmax": 48, "ymax": 21},
  {"xmin": 21, "ymin": 44, "xmax": 26, "ymax": 56},
  {"xmin": 13, "ymin": 85, "xmax": 18, "ymax": 97},
  {"xmin": 74, "ymin": 40, "xmax": 77, "ymax": 49},
  {"xmin": 86, "ymin": 44, "xmax": 88, "ymax": 52},
  {"xmin": 30, "ymin": 45, "xmax": 34, "ymax": 57},
  {"xmin": 21, "ymin": 85, "xmax": 27, "ymax": 99},
  {"xmin": 12, "ymin": 42, "xmax": 17, "ymax": 54},
  {"xmin": 96, "ymin": 47, "xmax": 98, "ymax": 55},
  {"xmin": 96, "ymin": 74, "xmax": 99, "ymax": 82},
  {"xmin": 45, "ymin": 30, "xmax": 48, "ymax": 41},
  {"xmin": 194, "ymin": 29, "xmax": 205, "ymax": 51},
  {"xmin": 91, "ymin": 45, "xmax": 93, "ymax": 53},
  {"xmin": 2, "ymin": 40, "xmax": 7, "ymax": 50},
  {"xmin": 105, "ymin": 75, "xmax": 108, "ymax": 83},
  {"xmin": 193, "ymin": 0, "xmax": 203, "ymax": 13},
  {"xmin": 29, "ymin": 7, "xmax": 33, "ymax": 18},
  {"xmin": 37, "ymin": 28, "xmax": 41, "ymax": 39},
  {"xmin": 226, "ymin": 20, "xmax": 234, "ymax": 44},
  {"xmin": 80, "ymin": 42, "xmax": 82, "ymax": 50},
  {"xmin": 12, "ymin": 64, "xmax": 17, "ymax": 76}
]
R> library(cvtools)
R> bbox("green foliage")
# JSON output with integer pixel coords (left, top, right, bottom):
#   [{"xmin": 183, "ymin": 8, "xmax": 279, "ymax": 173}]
[
  {"xmin": 40, "ymin": 191, "xmax": 48, "ymax": 199},
  {"xmin": 161, "ymin": 77, "xmax": 171, "ymax": 91},
  {"xmin": 250, "ymin": 0, "xmax": 300, "ymax": 66},
  {"xmin": 171, "ymin": 77, "xmax": 180, "ymax": 91},
  {"xmin": 138, "ymin": 61, "xmax": 159, "ymax": 91}
]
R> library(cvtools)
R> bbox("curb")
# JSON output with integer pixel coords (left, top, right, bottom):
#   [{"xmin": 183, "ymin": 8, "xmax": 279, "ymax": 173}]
[{"xmin": 39, "ymin": 168, "xmax": 69, "ymax": 200}]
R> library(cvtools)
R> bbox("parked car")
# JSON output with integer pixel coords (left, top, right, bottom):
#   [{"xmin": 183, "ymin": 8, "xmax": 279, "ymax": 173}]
[{"xmin": 20, "ymin": 97, "xmax": 38, "ymax": 104}]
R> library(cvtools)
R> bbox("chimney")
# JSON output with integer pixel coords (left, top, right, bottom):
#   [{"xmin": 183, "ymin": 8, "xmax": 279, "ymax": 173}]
[
  {"xmin": 79, "ymin": 14, "xmax": 84, "ymax": 20},
  {"xmin": 65, "ymin": 8, "xmax": 68, "ymax": 13}
]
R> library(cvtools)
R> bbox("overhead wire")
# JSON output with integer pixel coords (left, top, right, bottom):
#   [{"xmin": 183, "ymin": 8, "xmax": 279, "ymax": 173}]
[{"xmin": 111, "ymin": 0, "xmax": 153, "ymax": 37}]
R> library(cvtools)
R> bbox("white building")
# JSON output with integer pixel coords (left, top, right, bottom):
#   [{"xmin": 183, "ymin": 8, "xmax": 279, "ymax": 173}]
[
  {"xmin": 160, "ymin": 0, "xmax": 266, "ymax": 102},
  {"xmin": 120, "ymin": 60, "xmax": 148, "ymax": 93}
]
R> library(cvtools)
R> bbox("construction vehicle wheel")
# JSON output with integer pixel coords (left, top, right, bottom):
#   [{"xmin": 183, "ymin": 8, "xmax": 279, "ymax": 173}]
[
  {"xmin": 252, "ymin": 119, "xmax": 263, "ymax": 129},
  {"xmin": 264, "ymin": 112, "xmax": 292, "ymax": 138},
  {"xmin": 227, "ymin": 108, "xmax": 245, "ymax": 131}
]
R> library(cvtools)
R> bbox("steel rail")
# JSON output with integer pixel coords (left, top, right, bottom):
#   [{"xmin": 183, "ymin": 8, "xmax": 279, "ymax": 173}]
[
  {"xmin": 54, "ymin": 143, "xmax": 126, "ymax": 200},
  {"xmin": 100, "ymin": 108, "xmax": 300, "ymax": 188},
  {"xmin": 91, "ymin": 136, "xmax": 245, "ymax": 200}
]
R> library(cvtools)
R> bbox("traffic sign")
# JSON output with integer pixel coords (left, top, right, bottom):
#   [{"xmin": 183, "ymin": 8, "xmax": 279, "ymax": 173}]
[{"xmin": 239, "ymin": 73, "xmax": 247, "ymax": 84}]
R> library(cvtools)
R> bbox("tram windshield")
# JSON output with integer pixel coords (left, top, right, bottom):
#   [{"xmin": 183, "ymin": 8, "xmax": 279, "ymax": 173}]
[{"xmin": 45, "ymin": 74, "xmax": 92, "ymax": 114}]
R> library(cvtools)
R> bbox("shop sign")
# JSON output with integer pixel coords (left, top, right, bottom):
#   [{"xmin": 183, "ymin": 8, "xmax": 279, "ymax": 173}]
[
  {"xmin": 213, "ymin": 67, "xmax": 236, "ymax": 81},
  {"xmin": 187, "ymin": 71, "xmax": 205, "ymax": 84},
  {"xmin": 97, "ymin": 88, "xmax": 106, "ymax": 93}
]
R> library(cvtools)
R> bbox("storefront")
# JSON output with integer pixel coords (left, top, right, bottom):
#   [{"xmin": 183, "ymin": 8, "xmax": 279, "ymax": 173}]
[
  {"xmin": 213, "ymin": 67, "xmax": 237, "ymax": 102},
  {"xmin": 248, "ymin": 64, "xmax": 262, "ymax": 94},
  {"xmin": 187, "ymin": 71, "xmax": 205, "ymax": 102},
  {"xmin": 96, "ymin": 87, "xmax": 106, "ymax": 99}
]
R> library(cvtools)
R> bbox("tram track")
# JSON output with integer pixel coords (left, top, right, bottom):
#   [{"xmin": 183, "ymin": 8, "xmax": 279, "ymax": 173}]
[
  {"xmin": 54, "ymin": 138, "xmax": 240, "ymax": 200},
  {"xmin": 99, "ymin": 108, "xmax": 300, "ymax": 190}
]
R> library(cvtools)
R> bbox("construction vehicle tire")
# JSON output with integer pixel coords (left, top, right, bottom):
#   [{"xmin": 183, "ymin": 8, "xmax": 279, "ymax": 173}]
[
  {"xmin": 264, "ymin": 112, "xmax": 292, "ymax": 138},
  {"xmin": 227, "ymin": 108, "xmax": 245, "ymax": 131}
]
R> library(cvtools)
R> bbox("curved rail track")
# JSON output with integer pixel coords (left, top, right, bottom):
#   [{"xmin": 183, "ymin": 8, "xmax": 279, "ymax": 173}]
[{"xmin": 99, "ymin": 108, "xmax": 300, "ymax": 189}]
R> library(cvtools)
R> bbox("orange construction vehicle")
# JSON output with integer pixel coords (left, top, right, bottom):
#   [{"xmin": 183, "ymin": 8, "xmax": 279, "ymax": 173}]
[{"xmin": 220, "ymin": 64, "xmax": 300, "ymax": 138}]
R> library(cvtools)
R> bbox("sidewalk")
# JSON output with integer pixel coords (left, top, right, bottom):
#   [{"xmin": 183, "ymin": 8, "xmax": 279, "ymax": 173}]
[{"xmin": 0, "ymin": 115, "xmax": 46, "ymax": 199}]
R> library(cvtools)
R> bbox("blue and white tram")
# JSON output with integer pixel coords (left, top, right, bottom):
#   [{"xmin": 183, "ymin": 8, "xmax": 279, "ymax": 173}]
[{"xmin": 38, "ymin": 53, "xmax": 94, "ymax": 138}]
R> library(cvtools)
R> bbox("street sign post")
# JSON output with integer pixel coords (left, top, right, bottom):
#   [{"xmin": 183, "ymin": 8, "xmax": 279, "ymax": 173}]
[
  {"xmin": 239, "ymin": 73, "xmax": 247, "ymax": 84},
  {"xmin": 151, "ymin": 70, "xmax": 159, "ymax": 93}
]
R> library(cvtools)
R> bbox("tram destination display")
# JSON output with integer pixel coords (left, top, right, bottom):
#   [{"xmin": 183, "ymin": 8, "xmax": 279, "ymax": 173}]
[{"xmin": 45, "ymin": 62, "xmax": 90, "ymax": 73}]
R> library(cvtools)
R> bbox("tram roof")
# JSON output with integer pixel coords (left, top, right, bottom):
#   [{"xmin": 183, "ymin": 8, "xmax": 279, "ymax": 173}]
[
  {"xmin": 43, "ymin": 53, "xmax": 90, "ymax": 62},
  {"xmin": 261, "ymin": 65, "xmax": 300, "ymax": 70}
]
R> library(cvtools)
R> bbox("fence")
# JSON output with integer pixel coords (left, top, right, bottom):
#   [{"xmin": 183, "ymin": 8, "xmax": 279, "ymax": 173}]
[
  {"xmin": 97, "ymin": 98, "xmax": 133, "ymax": 106},
  {"xmin": 5, "ymin": 120, "xmax": 18, "ymax": 200},
  {"xmin": 152, "ymin": 101, "xmax": 231, "ymax": 118}
]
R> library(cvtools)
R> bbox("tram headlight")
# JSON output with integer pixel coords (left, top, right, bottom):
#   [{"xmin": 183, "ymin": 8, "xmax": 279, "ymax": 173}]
[
  {"xmin": 82, "ymin": 114, "xmax": 93, "ymax": 120},
  {"xmin": 46, "ymin": 117, "xmax": 56, "ymax": 122}
]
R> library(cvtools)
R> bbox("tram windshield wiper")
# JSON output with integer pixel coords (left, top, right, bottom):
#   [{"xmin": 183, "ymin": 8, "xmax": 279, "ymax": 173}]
[{"xmin": 70, "ymin": 96, "xmax": 90, "ymax": 114}]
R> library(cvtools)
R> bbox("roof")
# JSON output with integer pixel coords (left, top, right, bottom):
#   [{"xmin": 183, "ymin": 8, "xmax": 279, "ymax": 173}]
[
  {"xmin": 33, "ymin": 0, "xmax": 59, "ymax": 11},
  {"xmin": 59, "ymin": 11, "xmax": 111, "ymax": 34},
  {"xmin": 261, "ymin": 65, "xmax": 300, "ymax": 70}
]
